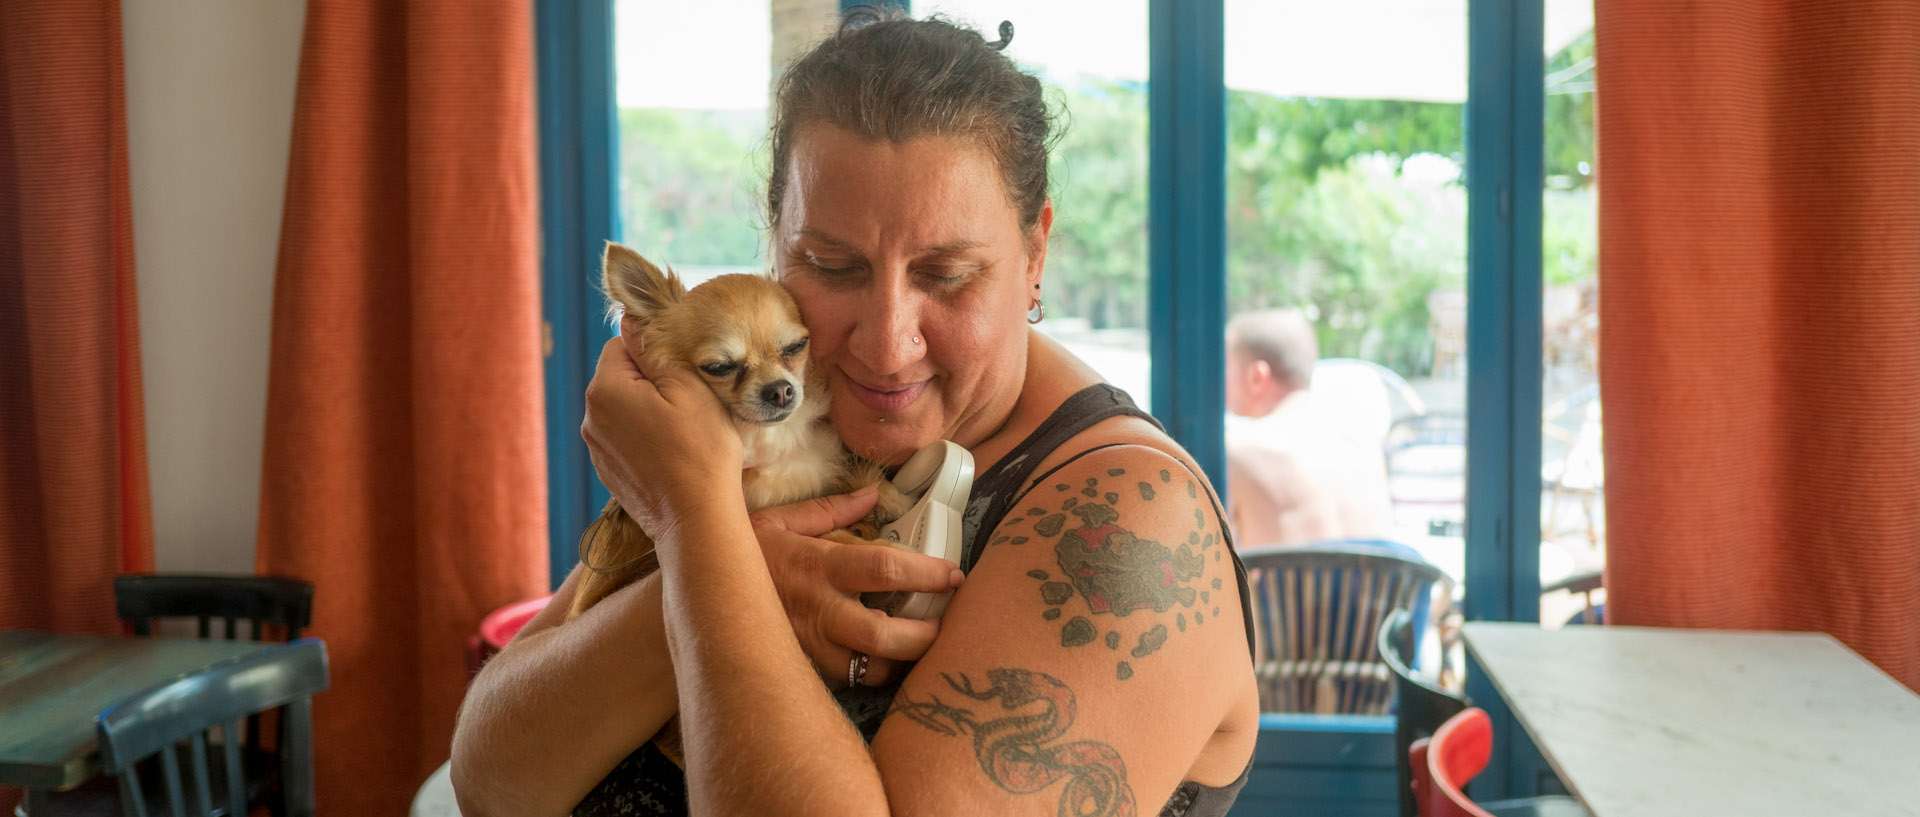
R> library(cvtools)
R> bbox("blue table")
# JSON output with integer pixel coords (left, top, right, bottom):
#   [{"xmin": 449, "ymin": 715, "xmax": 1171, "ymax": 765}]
[{"xmin": 0, "ymin": 630, "xmax": 269, "ymax": 812}]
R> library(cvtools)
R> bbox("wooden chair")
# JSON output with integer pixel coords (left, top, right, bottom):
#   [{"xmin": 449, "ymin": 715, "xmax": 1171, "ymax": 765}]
[
  {"xmin": 114, "ymin": 575, "xmax": 314, "ymax": 641},
  {"xmin": 36, "ymin": 575, "xmax": 315, "ymax": 816},
  {"xmin": 95, "ymin": 640, "xmax": 329, "ymax": 817},
  {"xmin": 1242, "ymin": 541, "xmax": 1449, "ymax": 714},
  {"xmin": 1409, "ymin": 707, "xmax": 1589, "ymax": 817}
]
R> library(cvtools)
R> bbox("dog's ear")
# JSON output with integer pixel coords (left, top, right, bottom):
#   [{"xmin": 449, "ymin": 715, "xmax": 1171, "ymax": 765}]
[{"xmin": 602, "ymin": 241, "xmax": 686, "ymax": 324}]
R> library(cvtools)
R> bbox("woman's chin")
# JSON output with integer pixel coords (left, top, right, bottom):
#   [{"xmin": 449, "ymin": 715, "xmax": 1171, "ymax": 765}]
[{"xmin": 835, "ymin": 411, "xmax": 938, "ymax": 466}]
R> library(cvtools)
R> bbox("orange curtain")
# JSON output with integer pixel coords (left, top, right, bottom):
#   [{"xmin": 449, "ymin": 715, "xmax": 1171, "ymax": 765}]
[
  {"xmin": 0, "ymin": 5, "xmax": 152, "ymax": 809},
  {"xmin": 257, "ymin": 1, "xmax": 547, "ymax": 813},
  {"xmin": 1597, "ymin": 0, "xmax": 1920, "ymax": 690},
  {"xmin": 0, "ymin": 1, "xmax": 153, "ymax": 631}
]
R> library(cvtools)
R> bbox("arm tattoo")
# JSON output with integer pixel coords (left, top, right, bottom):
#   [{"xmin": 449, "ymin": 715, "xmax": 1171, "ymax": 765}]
[
  {"xmin": 895, "ymin": 668, "xmax": 1136, "ymax": 817},
  {"xmin": 1001, "ymin": 467, "xmax": 1226, "ymax": 680}
]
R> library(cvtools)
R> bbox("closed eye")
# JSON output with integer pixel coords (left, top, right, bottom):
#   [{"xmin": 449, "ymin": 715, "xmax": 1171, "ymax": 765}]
[
  {"xmin": 782, "ymin": 338, "xmax": 809, "ymax": 357},
  {"xmin": 915, "ymin": 266, "xmax": 974, "ymax": 290},
  {"xmin": 793, "ymin": 247, "xmax": 859, "ymax": 277},
  {"xmin": 700, "ymin": 361, "xmax": 738, "ymax": 377}
]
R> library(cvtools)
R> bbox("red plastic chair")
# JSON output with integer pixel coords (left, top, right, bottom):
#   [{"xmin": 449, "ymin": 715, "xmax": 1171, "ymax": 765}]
[
  {"xmin": 1409, "ymin": 707, "xmax": 1590, "ymax": 817},
  {"xmin": 464, "ymin": 594, "xmax": 553, "ymax": 679},
  {"xmin": 1411, "ymin": 706, "xmax": 1497, "ymax": 817}
]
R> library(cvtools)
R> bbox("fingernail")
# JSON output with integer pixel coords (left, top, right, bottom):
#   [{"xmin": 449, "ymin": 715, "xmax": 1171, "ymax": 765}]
[
  {"xmin": 852, "ymin": 483, "xmax": 878, "ymax": 498},
  {"xmin": 949, "ymin": 568, "xmax": 965, "ymax": 588}
]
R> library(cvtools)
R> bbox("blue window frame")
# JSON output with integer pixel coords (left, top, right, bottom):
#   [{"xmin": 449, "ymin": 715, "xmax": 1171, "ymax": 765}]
[
  {"xmin": 1463, "ymin": 0, "xmax": 1549, "ymax": 796},
  {"xmin": 535, "ymin": 0, "xmax": 620, "ymax": 587},
  {"xmin": 1148, "ymin": 0, "xmax": 1227, "ymax": 482},
  {"xmin": 535, "ymin": 0, "xmax": 1553, "ymax": 802}
]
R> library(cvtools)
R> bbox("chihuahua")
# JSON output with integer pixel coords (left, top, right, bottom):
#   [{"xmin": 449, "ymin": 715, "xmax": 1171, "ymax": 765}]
[
  {"xmin": 567, "ymin": 242, "xmax": 917, "ymax": 767},
  {"xmin": 568, "ymin": 241, "xmax": 912, "ymax": 620}
]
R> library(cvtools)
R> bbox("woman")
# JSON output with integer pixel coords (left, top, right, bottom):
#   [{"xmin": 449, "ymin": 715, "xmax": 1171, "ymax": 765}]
[{"xmin": 452, "ymin": 12, "xmax": 1258, "ymax": 816}]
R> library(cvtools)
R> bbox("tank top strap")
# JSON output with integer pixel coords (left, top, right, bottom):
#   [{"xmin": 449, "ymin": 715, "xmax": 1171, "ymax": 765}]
[
  {"xmin": 960, "ymin": 384, "xmax": 1161, "ymax": 571},
  {"xmin": 957, "ymin": 383, "xmax": 1257, "ymax": 666}
]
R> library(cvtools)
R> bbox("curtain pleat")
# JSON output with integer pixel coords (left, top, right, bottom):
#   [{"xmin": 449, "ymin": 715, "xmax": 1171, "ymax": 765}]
[
  {"xmin": 0, "ymin": 1, "xmax": 152, "ymax": 631},
  {"xmin": 0, "ymin": 3, "xmax": 151, "ymax": 810},
  {"xmin": 257, "ymin": 2, "xmax": 547, "ymax": 812},
  {"xmin": 1598, "ymin": 0, "xmax": 1920, "ymax": 690}
]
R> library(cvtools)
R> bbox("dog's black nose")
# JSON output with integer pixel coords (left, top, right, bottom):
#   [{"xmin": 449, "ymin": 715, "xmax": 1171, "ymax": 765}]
[{"xmin": 762, "ymin": 381, "xmax": 795, "ymax": 408}]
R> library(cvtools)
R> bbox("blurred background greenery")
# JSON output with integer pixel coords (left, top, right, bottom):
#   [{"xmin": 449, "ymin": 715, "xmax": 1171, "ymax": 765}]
[{"xmin": 616, "ymin": 30, "xmax": 1595, "ymax": 380}]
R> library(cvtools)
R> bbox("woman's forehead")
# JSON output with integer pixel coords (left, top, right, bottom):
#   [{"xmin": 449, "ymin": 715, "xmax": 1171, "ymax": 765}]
[{"xmin": 779, "ymin": 125, "xmax": 1022, "ymax": 244}]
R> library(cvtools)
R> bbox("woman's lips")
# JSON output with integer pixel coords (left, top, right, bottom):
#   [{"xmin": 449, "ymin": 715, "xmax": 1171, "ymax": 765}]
[{"xmin": 847, "ymin": 376, "xmax": 928, "ymax": 414}]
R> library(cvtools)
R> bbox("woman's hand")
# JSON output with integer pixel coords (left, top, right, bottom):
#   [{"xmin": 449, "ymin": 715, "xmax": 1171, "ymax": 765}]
[
  {"xmin": 581, "ymin": 326, "xmax": 743, "ymax": 539},
  {"xmin": 750, "ymin": 490, "xmax": 965, "ymax": 688}
]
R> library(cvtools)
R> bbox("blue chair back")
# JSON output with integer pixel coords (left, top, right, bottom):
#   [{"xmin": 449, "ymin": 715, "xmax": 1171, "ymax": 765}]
[{"xmin": 96, "ymin": 639, "xmax": 329, "ymax": 817}]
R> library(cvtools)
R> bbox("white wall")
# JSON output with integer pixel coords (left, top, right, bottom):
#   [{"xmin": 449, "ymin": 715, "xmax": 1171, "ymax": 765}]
[{"xmin": 122, "ymin": 1, "xmax": 306, "ymax": 573}]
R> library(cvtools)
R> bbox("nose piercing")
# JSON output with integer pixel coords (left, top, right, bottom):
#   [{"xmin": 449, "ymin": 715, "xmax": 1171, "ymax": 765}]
[{"xmin": 911, "ymin": 336, "xmax": 922, "ymax": 345}]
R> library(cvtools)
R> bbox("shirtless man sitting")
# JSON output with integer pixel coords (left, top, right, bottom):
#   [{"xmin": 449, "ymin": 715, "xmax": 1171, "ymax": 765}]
[{"xmin": 1223, "ymin": 309, "xmax": 1395, "ymax": 548}]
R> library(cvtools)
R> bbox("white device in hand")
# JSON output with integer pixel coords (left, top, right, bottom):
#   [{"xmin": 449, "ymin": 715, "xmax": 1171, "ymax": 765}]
[{"xmin": 868, "ymin": 440, "xmax": 974, "ymax": 621}]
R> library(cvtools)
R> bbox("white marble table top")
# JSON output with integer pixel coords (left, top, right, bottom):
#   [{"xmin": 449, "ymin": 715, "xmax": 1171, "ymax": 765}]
[{"xmin": 1463, "ymin": 622, "xmax": 1920, "ymax": 817}]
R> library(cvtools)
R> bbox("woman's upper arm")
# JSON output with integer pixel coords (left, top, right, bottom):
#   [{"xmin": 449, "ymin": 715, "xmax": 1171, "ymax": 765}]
[
  {"xmin": 496, "ymin": 561, "xmax": 583, "ymax": 650},
  {"xmin": 869, "ymin": 447, "xmax": 1251, "ymax": 815}
]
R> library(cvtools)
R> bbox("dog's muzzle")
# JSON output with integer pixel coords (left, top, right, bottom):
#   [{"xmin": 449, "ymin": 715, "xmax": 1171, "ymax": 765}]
[{"xmin": 740, "ymin": 386, "xmax": 801, "ymax": 424}]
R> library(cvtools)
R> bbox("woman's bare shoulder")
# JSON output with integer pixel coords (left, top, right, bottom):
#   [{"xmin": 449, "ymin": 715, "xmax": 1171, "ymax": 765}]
[{"xmin": 875, "ymin": 429, "xmax": 1255, "ymax": 806}]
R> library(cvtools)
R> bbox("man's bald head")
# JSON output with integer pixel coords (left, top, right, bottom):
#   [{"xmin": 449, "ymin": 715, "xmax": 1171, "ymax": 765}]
[{"xmin": 1227, "ymin": 309, "xmax": 1318, "ymax": 391}]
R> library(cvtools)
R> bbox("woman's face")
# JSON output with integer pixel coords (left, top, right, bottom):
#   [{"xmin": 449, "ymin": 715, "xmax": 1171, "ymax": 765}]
[{"xmin": 776, "ymin": 124, "xmax": 1051, "ymax": 465}]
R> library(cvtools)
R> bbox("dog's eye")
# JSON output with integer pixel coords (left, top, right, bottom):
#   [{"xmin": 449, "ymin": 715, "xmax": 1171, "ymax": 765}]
[
  {"xmin": 700, "ymin": 362, "xmax": 738, "ymax": 377},
  {"xmin": 782, "ymin": 339, "xmax": 809, "ymax": 358}
]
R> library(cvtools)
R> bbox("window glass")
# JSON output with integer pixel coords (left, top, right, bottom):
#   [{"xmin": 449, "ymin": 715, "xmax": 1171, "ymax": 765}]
[
  {"xmin": 617, "ymin": 0, "xmax": 1153, "ymax": 409},
  {"xmin": 1222, "ymin": 0, "xmax": 1469, "ymax": 688},
  {"xmin": 920, "ymin": 0, "xmax": 1153, "ymax": 411},
  {"xmin": 1539, "ymin": 0, "xmax": 1604, "ymax": 629},
  {"xmin": 615, "ymin": 0, "xmax": 776, "ymax": 285}
]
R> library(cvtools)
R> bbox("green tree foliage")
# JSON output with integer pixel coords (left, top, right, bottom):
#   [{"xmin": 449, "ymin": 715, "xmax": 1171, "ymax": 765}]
[
  {"xmin": 617, "ymin": 108, "xmax": 768, "ymax": 267},
  {"xmin": 612, "ymin": 28, "xmax": 1597, "ymax": 376},
  {"xmin": 1221, "ymin": 92, "xmax": 1465, "ymax": 373},
  {"xmin": 1042, "ymin": 83, "xmax": 1470, "ymax": 375},
  {"xmin": 1044, "ymin": 81, "xmax": 1148, "ymax": 331},
  {"xmin": 1545, "ymin": 30, "xmax": 1596, "ymax": 189},
  {"xmin": 1544, "ymin": 30, "xmax": 1598, "ymax": 288}
]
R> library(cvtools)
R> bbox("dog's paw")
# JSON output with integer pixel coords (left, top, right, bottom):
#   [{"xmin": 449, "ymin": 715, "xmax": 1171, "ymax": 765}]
[
  {"xmin": 838, "ymin": 519, "xmax": 883, "ymax": 540},
  {"xmin": 873, "ymin": 479, "xmax": 916, "ymax": 523},
  {"xmin": 821, "ymin": 528, "xmax": 893, "ymax": 549}
]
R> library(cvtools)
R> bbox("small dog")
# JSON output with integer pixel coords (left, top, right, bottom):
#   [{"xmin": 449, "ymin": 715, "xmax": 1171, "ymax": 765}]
[
  {"xmin": 571, "ymin": 242, "xmax": 915, "ymax": 766},
  {"xmin": 569, "ymin": 241, "xmax": 912, "ymax": 619}
]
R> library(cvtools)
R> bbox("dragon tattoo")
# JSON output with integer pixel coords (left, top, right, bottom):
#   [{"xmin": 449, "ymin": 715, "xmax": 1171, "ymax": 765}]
[{"xmin": 896, "ymin": 668, "xmax": 1136, "ymax": 817}]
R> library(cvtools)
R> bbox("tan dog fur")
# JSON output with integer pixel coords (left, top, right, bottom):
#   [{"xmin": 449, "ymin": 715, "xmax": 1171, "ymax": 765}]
[{"xmin": 567, "ymin": 242, "xmax": 913, "ymax": 764}]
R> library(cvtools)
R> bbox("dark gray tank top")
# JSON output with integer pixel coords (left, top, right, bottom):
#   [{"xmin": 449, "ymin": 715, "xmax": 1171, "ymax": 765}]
[{"xmin": 574, "ymin": 384, "xmax": 1255, "ymax": 817}]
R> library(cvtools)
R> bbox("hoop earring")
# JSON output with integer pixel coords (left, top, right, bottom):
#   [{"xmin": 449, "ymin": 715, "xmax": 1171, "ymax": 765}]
[{"xmin": 1027, "ymin": 298, "xmax": 1046, "ymax": 325}]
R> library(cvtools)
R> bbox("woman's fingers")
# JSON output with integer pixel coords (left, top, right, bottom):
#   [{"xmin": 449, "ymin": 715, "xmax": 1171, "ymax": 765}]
[
  {"xmin": 822, "ymin": 600, "xmax": 940, "ymax": 662},
  {"xmin": 591, "ymin": 336, "xmax": 644, "ymax": 384},
  {"xmin": 619, "ymin": 315, "xmax": 646, "ymax": 367},
  {"xmin": 752, "ymin": 487, "xmax": 883, "ymax": 538},
  {"xmin": 581, "ymin": 336, "xmax": 742, "ymax": 531},
  {"xmin": 756, "ymin": 498, "xmax": 961, "ymax": 679},
  {"xmin": 590, "ymin": 332, "xmax": 707, "ymax": 409},
  {"xmin": 823, "ymin": 543, "xmax": 963, "ymax": 595}
]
